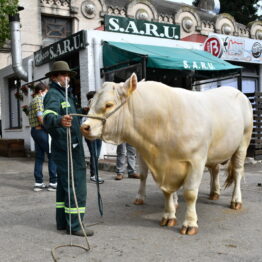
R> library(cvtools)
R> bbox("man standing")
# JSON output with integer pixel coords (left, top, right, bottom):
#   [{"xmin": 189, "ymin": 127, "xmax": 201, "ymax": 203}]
[
  {"xmin": 115, "ymin": 143, "xmax": 140, "ymax": 180},
  {"xmin": 28, "ymin": 82, "xmax": 57, "ymax": 191},
  {"xmin": 43, "ymin": 61, "xmax": 93, "ymax": 237}
]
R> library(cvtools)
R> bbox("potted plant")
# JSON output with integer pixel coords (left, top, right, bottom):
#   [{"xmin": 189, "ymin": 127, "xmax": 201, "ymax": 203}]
[
  {"xmin": 14, "ymin": 91, "xmax": 23, "ymax": 101},
  {"xmin": 21, "ymin": 105, "xmax": 29, "ymax": 116},
  {"xmin": 20, "ymin": 85, "xmax": 29, "ymax": 96}
]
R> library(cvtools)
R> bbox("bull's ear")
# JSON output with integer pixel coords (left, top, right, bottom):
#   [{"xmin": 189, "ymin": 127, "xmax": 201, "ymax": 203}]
[{"xmin": 123, "ymin": 73, "xmax": 137, "ymax": 96}]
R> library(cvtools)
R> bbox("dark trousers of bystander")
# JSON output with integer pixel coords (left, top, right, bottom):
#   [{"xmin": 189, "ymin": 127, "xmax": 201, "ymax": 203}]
[
  {"xmin": 31, "ymin": 127, "xmax": 57, "ymax": 184},
  {"xmin": 85, "ymin": 139, "xmax": 102, "ymax": 177}
]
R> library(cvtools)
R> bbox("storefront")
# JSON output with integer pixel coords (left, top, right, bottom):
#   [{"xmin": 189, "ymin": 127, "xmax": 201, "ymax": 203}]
[{"xmin": 0, "ymin": 24, "xmax": 256, "ymax": 156}]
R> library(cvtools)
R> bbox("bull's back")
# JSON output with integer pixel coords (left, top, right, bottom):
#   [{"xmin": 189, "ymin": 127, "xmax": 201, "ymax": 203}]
[{"xmin": 135, "ymin": 83, "xmax": 252, "ymax": 160}]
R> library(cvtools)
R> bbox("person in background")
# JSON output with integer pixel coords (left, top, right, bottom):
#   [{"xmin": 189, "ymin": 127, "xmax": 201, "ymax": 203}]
[
  {"xmin": 85, "ymin": 91, "xmax": 104, "ymax": 184},
  {"xmin": 115, "ymin": 143, "xmax": 140, "ymax": 180},
  {"xmin": 28, "ymin": 82, "xmax": 57, "ymax": 192},
  {"xmin": 43, "ymin": 61, "xmax": 93, "ymax": 237}
]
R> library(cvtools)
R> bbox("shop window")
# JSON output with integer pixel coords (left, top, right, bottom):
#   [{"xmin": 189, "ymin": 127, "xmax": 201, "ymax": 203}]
[
  {"xmin": 8, "ymin": 77, "xmax": 21, "ymax": 129},
  {"xmin": 242, "ymin": 78, "xmax": 257, "ymax": 94},
  {"xmin": 104, "ymin": 63, "xmax": 143, "ymax": 83},
  {"xmin": 42, "ymin": 15, "xmax": 72, "ymax": 41},
  {"xmin": 220, "ymin": 78, "xmax": 238, "ymax": 89}
]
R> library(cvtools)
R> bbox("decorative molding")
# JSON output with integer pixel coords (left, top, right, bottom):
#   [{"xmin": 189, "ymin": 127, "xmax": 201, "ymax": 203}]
[
  {"xmin": 136, "ymin": 9, "xmax": 149, "ymax": 20},
  {"xmin": 215, "ymin": 13, "xmax": 236, "ymax": 35},
  {"xmin": 126, "ymin": 0, "xmax": 158, "ymax": 21},
  {"xmin": 221, "ymin": 23, "xmax": 232, "ymax": 35},
  {"xmin": 107, "ymin": 6, "xmax": 126, "ymax": 17},
  {"xmin": 182, "ymin": 17, "xmax": 194, "ymax": 33},
  {"xmin": 175, "ymin": 8, "xmax": 201, "ymax": 29},
  {"xmin": 159, "ymin": 15, "xmax": 173, "ymax": 24},
  {"xmin": 40, "ymin": 0, "xmax": 70, "ymax": 7},
  {"xmin": 81, "ymin": 0, "xmax": 96, "ymax": 19},
  {"xmin": 256, "ymin": 30, "xmax": 262, "ymax": 40}
]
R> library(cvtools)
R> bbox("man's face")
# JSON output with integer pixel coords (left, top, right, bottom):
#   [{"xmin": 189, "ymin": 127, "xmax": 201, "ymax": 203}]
[{"xmin": 52, "ymin": 73, "xmax": 70, "ymax": 87}]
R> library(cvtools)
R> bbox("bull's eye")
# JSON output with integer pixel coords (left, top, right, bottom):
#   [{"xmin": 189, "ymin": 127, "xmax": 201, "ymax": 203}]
[{"xmin": 105, "ymin": 103, "xmax": 114, "ymax": 109}]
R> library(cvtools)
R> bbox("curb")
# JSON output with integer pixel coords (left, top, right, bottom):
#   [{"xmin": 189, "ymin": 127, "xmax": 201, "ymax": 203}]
[{"xmin": 86, "ymin": 158, "xmax": 116, "ymax": 173}]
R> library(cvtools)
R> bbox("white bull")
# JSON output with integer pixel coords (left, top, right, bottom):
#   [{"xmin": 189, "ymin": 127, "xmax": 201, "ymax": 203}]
[{"xmin": 81, "ymin": 73, "xmax": 253, "ymax": 235}]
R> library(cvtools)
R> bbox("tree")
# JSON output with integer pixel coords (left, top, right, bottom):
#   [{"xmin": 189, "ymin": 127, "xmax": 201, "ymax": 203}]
[
  {"xmin": 192, "ymin": 0, "xmax": 261, "ymax": 25},
  {"xmin": 0, "ymin": 0, "xmax": 19, "ymax": 48}
]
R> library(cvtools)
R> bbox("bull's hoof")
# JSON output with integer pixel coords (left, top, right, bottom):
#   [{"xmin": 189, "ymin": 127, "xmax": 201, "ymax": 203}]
[
  {"xmin": 167, "ymin": 219, "xmax": 177, "ymax": 227},
  {"xmin": 230, "ymin": 201, "xmax": 242, "ymax": 210},
  {"xmin": 160, "ymin": 218, "xmax": 177, "ymax": 227},
  {"xmin": 133, "ymin": 199, "xmax": 144, "ymax": 205},
  {"xmin": 180, "ymin": 226, "xmax": 198, "ymax": 235},
  {"xmin": 160, "ymin": 218, "xmax": 168, "ymax": 226},
  {"xmin": 209, "ymin": 193, "xmax": 220, "ymax": 200}
]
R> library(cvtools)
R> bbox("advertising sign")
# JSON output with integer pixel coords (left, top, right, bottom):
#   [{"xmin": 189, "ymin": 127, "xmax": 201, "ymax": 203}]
[
  {"xmin": 203, "ymin": 36, "xmax": 223, "ymax": 57},
  {"xmin": 204, "ymin": 33, "xmax": 262, "ymax": 64}
]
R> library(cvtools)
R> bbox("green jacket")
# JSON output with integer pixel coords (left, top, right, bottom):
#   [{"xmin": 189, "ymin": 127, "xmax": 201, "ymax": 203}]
[{"xmin": 43, "ymin": 81, "xmax": 83, "ymax": 154}]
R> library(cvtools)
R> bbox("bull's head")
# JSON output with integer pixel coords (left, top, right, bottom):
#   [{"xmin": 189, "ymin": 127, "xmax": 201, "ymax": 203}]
[{"xmin": 80, "ymin": 73, "xmax": 137, "ymax": 143}]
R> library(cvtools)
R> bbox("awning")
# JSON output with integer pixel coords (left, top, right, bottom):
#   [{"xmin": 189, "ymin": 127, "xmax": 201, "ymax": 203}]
[{"xmin": 103, "ymin": 41, "xmax": 241, "ymax": 72}]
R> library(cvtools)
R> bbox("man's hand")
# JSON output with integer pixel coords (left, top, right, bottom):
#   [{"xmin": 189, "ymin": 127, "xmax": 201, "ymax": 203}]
[{"xmin": 61, "ymin": 115, "xmax": 73, "ymax": 127}]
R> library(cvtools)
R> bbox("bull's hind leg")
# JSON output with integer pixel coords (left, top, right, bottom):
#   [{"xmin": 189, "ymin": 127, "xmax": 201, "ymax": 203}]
[
  {"xmin": 160, "ymin": 190, "xmax": 177, "ymax": 227},
  {"xmin": 134, "ymin": 155, "xmax": 148, "ymax": 205},
  {"xmin": 225, "ymin": 123, "xmax": 252, "ymax": 210},
  {"xmin": 208, "ymin": 165, "xmax": 220, "ymax": 200},
  {"xmin": 226, "ymin": 147, "xmax": 247, "ymax": 210}
]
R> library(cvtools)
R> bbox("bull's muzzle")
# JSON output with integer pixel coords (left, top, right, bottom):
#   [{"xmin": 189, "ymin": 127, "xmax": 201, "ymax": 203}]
[{"xmin": 80, "ymin": 123, "xmax": 91, "ymax": 138}]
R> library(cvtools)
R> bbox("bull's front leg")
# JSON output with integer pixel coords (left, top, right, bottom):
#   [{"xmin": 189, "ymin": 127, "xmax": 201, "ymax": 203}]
[
  {"xmin": 180, "ymin": 161, "xmax": 205, "ymax": 235},
  {"xmin": 134, "ymin": 155, "xmax": 148, "ymax": 205},
  {"xmin": 160, "ymin": 190, "xmax": 177, "ymax": 227}
]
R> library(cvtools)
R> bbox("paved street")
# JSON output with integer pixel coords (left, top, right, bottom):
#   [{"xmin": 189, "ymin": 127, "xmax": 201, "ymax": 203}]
[{"xmin": 0, "ymin": 156, "xmax": 262, "ymax": 262}]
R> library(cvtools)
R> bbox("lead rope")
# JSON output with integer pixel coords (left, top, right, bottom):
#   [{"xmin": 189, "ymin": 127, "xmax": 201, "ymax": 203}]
[{"xmin": 51, "ymin": 78, "xmax": 90, "ymax": 261}]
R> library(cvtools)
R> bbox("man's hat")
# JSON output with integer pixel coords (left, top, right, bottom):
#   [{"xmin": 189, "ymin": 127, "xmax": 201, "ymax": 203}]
[{"xmin": 45, "ymin": 61, "xmax": 77, "ymax": 77}]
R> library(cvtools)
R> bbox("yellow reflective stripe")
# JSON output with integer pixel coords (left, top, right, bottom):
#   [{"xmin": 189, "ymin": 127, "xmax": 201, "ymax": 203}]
[
  {"xmin": 43, "ymin": 109, "xmax": 58, "ymax": 117},
  {"xmin": 61, "ymin": 101, "xmax": 70, "ymax": 108},
  {"xmin": 56, "ymin": 202, "xmax": 65, "ymax": 208},
  {"xmin": 64, "ymin": 207, "xmax": 86, "ymax": 214}
]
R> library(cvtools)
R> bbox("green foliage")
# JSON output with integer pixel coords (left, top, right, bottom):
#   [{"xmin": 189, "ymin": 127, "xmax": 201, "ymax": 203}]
[
  {"xmin": 192, "ymin": 0, "xmax": 200, "ymax": 6},
  {"xmin": 0, "ymin": 0, "xmax": 19, "ymax": 48},
  {"xmin": 192, "ymin": 0, "xmax": 261, "ymax": 25},
  {"xmin": 220, "ymin": 0, "xmax": 261, "ymax": 25}
]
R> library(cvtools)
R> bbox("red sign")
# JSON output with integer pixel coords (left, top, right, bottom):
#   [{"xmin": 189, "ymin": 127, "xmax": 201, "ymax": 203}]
[{"xmin": 204, "ymin": 36, "xmax": 223, "ymax": 57}]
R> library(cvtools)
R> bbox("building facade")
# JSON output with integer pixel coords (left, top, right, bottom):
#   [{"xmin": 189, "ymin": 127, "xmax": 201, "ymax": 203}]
[
  {"xmin": 0, "ymin": 0, "xmax": 261, "ymax": 156},
  {"xmin": 1, "ymin": 0, "xmax": 261, "ymax": 70}
]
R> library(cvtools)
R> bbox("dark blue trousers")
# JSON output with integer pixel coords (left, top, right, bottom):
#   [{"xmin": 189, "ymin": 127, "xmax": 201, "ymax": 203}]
[
  {"xmin": 31, "ymin": 127, "xmax": 57, "ymax": 183},
  {"xmin": 85, "ymin": 139, "xmax": 102, "ymax": 177}
]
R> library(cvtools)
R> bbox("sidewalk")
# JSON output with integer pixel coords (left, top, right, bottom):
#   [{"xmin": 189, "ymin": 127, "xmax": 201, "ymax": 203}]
[{"xmin": 0, "ymin": 156, "xmax": 262, "ymax": 262}]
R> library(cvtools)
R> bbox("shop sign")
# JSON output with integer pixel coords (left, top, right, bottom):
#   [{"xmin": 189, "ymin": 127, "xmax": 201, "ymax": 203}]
[
  {"xmin": 183, "ymin": 60, "xmax": 216, "ymax": 70},
  {"xmin": 104, "ymin": 15, "xmax": 180, "ymax": 40},
  {"xmin": 34, "ymin": 30, "xmax": 86, "ymax": 66},
  {"xmin": 204, "ymin": 33, "xmax": 262, "ymax": 64},
  {"xmin": 203, "ymin": 36, "xmax": 223, "ymax": 57}
]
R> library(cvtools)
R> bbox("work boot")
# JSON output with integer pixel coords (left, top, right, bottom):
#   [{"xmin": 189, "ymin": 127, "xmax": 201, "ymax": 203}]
[
  {"xmin": 128, "ymin": 173, "xmax": 140, "ymax": 179},
  {"xmin": 115, "ymin": 174, "xmax": 124, "ymax": 180},
  {"xmin": 67, "ymin": 228, "xmax": 94, "ymax": 237}
]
